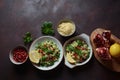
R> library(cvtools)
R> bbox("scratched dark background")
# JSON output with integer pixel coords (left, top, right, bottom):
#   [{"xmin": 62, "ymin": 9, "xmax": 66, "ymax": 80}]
[{"xmin": 0, "ymin": 0, "xmax": 120, "ymax": 80}]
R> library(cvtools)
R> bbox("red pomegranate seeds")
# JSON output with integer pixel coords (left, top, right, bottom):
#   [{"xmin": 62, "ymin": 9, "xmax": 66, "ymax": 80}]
[{"xmin": 13, "ymin": 47, "xmax": 28, "ymax": 62}]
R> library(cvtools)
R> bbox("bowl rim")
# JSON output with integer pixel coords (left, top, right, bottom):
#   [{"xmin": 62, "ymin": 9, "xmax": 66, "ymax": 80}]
[
  {"xmin": 29, "ymin": 36, "xmax": 63, "ymax": 71},
  {"xmin": 63, "ymin": 33, "xmax": 93, "ymax": 68},
  {"xmin": 9, "ymin": 45, "xmax": 28, "ymax": 65}
]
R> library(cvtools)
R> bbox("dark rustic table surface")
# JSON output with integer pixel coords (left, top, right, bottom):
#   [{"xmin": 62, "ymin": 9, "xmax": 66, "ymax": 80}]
[{"xmin": 0, "ymin": 0, "xmax": 120, "ymax": 80}]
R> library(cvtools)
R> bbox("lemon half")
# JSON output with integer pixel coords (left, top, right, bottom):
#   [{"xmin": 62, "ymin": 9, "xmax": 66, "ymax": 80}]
[
  {"xmin": 29, "ymin": 50, "xmax": 42, "ymax": 64},
  {"xmin": 66, "ymin": 52, "xmax": 76, "ymax": 64},
  {"xmin": 110, "ymin": 43, "xmax": 120, "ymax": 57}
]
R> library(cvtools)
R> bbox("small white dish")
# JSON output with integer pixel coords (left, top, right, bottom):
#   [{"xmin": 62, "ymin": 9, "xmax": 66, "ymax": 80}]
[
  {"xmin": 29, "ymin": 36, "xmax": 63, "ymax": 71},
  {"xmin": 63, "ymin": 33, "xmax": 93, "ymax": 68},
  {"xmin": 57, "ymin": 19, "xmax": 76, "ymax": 37},
  {"xmin": 9, "ymin": 45, "xmax": 28, "ymax": 65}
]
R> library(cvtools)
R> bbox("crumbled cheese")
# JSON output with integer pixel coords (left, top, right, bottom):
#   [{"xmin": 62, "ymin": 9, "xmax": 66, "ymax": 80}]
[{"xmin": 58, "ymin": 22, "xmax": 75, "ymax": 36}]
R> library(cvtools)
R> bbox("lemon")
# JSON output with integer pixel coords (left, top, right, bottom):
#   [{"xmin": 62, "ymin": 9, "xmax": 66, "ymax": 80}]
[
  {"xmin": 110, "ymin": 43, "xmax": 120, "ymax": 57},
  {"xmin": 66, "ymin": 52, "xmax": 76, "ymax": 64},
  {"xmin": 29, "ymin": 50, "xmax": 42, "ymax": 64}
]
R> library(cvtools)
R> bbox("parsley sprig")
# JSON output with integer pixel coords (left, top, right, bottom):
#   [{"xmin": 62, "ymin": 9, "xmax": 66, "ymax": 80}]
[
  {"xmin": 23, "ymin": 32, "xmax": 33, "ymax": 44},
  {"xmin": 41, "ymin": 21, "xmax": 55, "ymax": 35}
]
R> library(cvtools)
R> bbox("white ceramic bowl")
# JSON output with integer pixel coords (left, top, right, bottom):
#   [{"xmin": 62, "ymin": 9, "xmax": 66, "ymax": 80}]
[
  {"xmin": 57, "ymin": 19, "xmax": 76, "ymax": 37},
  {"xmin": 63, "ymin": 33, "xmax": 93, "ymax": 68},
  {"xmin": 9, "ymin": 45, "xmax": 28, "ymax": 65},
  {"xmin": 29, "ymin": 36, "xmax": 63, "ymax": 71}
]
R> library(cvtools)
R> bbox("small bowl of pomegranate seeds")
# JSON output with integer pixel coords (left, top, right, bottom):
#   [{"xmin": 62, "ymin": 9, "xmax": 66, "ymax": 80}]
[{"xmin": 9, "ymin": 45, "xmax": 28, "ymax": 65}]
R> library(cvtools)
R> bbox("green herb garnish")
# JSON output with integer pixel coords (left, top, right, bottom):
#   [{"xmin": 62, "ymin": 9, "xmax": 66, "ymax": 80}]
[
  {"xmin": 41, "ymin": 21, "xmax": 55, "ymax": 35},
  {"xmin": 23, "ymin": 32, "xmax": 33, "ymax": 44}
]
